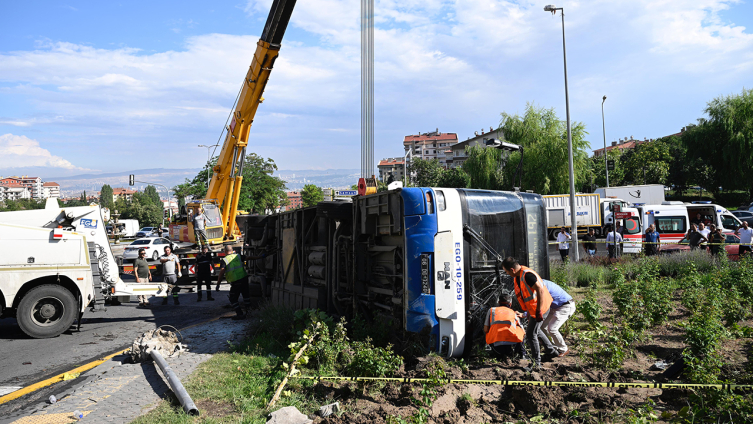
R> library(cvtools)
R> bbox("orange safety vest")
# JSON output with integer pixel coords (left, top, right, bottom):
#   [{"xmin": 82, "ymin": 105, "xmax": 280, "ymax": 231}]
[
  {"xmin": 485, "ymin": 306, "xmax": 525, "ymax": 345},
  {"xmin": 513, "ymin": 265, "xmax": 553, "ymax": 318}
]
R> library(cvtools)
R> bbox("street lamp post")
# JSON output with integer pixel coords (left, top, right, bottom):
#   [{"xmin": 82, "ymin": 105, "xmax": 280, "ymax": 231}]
[
  {"xmin": 602, "ymin": 95, "xmax": 609, "ymax": 187},
  {"xmin": 544, "ymin": 4, "xmax": 579, "ymax": 261},
  {"xmin": 198, "ymin": 144, "xmax": 219, "ymax": 188}
]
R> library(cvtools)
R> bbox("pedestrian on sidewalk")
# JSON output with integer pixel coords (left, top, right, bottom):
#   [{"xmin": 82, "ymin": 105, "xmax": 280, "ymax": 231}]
[
  {"xmin": 160, "ymin": 245, "xmax": 182, "ymax": 305},
  {"xmin": 557, "ymin": 227, "xmax": 571, "ymax": 262},
  {"xmin": 502, "ymin": 256, "xmax": 559, "ymax": 370},
  {"xmin": 581, "ymin": 228, "xmax": 597, "ymax": 258},
  {"xmin": 736, "ymin": 221, "xmax": 753, "ymax": 256},
  {"xmin": 606, "ymin": 226, "xmax": 623, "ymax": 259},
  {"xmin": 542, "ymin": 279, "xmax": 575, "ymax": 357},
  {"xmin": 217, "ymin": 245, "xmax": 251, "ymax": 320},
  {"xmin": 483, "ymin": 294, "xmax": 527, "ymax": 361},
  {"xmin": 196, "ymin": 245, "xmax": 215, "ymax": 302},
  {"xmin": 133, "ymin": 248, "xmax": 152, "ymax": 307},
  {"xmin": 643, "ymin": 224, "xmax": 660, "ymax": 256}
]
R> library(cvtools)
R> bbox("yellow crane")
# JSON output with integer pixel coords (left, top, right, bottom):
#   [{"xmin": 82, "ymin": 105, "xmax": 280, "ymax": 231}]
[{"xmin": 173, "ymin": 0, "xmax": 297, "ymax": 245}]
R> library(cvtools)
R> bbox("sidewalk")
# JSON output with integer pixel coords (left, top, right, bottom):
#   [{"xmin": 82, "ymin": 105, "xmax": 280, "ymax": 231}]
[{"xmin": 1, "ymin": 316, "xmax": 252, "ymax": 424}]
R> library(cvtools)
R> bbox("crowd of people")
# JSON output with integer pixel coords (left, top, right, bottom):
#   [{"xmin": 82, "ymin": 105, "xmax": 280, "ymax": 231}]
[{"xmin": 554, "ymin": 217, "xmax": 753, "ymax": 261}]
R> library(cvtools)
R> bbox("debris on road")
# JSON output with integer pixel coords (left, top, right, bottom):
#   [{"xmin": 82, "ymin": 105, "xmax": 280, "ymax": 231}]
[{"xmin": 128, "ymin": 328, "xmax": 187, "ymax": 363}]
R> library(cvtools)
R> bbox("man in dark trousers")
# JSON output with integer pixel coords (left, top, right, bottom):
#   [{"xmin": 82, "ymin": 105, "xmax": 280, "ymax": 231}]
[
  {"xmin": 582, "ymin": 228, "xmax": 597, "ymax": 257},
  {"xmin": 196, "ymin": 245, "xmax": 215, "ymax": 301},
  {"xmin": 483, "ymin": 294, "xmax": 527, "ymax": 361},
  {"xmin": 502, "ymin": 256, "xmax": 560, "ymax": 370},
  {"xmin": 217, "ymin": 245, "xmax": 251, "ymax": 320}
]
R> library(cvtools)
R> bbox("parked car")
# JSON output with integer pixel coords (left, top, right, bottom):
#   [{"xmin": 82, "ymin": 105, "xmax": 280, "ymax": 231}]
[
  {"xmin": 134, "ymin": 227, "xmax": 155, "ymax": 238},
  {"xmin": 662, "ymin": 234, "xmax": 743, "ymax": 260},
  {"xmin": 732, "ymin": 210, "xmax": 753, "ymax": 227},
  {"xmin": 122, "ymin": 237, "xmax": 174, "ymax": 261}
]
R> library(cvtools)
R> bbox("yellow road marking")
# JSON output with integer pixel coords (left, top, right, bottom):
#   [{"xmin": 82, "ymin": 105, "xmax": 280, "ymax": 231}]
[
  {"xmin": 10, "ymin": 410, "xmax": 91, "ymax": 424},
  {"xmin": 0, "ymin": 311, "xmax": 235, "ymax": 405}
]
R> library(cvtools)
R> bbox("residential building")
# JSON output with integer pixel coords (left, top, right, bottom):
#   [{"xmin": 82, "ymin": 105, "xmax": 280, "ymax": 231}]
[
  {"xmin": 42, "ymin": 182, "xmax": 60, "ymax": 199},
  {"xmin": 112, "ymin": 187, "xmax": 136, "ymax": 202},
  {"xmin": 448, "ymin": 127, "xmax": 504, "ymax": 169},
  {"xmin": 403, "ymin": 129, "xmax": 458, "ymax": 167},
  {"xmin": 18, "ymin": 176, "xmax": 43, "ymax": 199},
  {"xmin": 285, "ymin": 191, "xmax": 302, "ymax": 210},
  {"xmin": 377, "ymin": 158, "xmax": 405, "ymax": 182},
  {"xmin": 0, "ymin": 183, "xmax": 31, "ymax": 201}
]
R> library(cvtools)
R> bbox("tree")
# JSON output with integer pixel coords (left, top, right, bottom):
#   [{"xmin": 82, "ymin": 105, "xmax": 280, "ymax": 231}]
[
  {"xmin": 619, "ymin": 141, "xmax": 672, "ymax": 186},
  {"xmin": 144, "ymin": 185, "xmax": 161, "ymax": 206},
  {"xmin": 499, "ymin": 103, "xmax": 589, "ymax": 194},
  {"xmin": 684, "ymin": 88, "xmax": 753, "ymax": 197},
  {"xmin": 301, "ymin": 184, "xmax": 324, "ymax": 207},
  {"xmin": 589, "ymin": 149, "xmax": 624, "ymax": 189},
  {"xmin": 80, "ymin": 191, "xmax": 87, "ymax": 203},
  {"xmin": 462, "ymin": 146, "xmax": 504, "ymax": 190},
  {"xmin": 100, "ymin": 185, "xmax": 114, "ymax": 210},
  {"xmin": 411, "ymin": 158, "xmax": 443, "ymax": 187},
  {"xmin": 173, "ymin": 153, "xmax": 288, "ymax": 214},
  {"xmin": 437, "ymin": 167, "xmax": 470, "ymax": 188}
]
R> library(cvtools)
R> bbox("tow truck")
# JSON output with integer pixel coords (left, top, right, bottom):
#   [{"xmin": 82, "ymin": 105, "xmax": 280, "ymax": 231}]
[{"xmin": 0, "ymin": 199, "xmax": 168, "ymax": 338}]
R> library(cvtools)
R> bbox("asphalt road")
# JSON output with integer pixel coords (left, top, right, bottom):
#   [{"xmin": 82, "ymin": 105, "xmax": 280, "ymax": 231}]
[
  {"xmin": 0, "ymin": 270, "xmax": 235, "ymax": 416},
  {"xmin": 547, "ymin": 237, "xmax": 610, "ymax": 259}
]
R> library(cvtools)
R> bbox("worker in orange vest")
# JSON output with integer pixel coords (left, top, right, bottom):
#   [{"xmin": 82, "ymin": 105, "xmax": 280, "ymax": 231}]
[
  {"xmin": 502, "ymin": 256, "xmax": 560, "ymax": 370},
  {"xmin": 483, "ymin": 294, "xmax": 528, "ymax": 360}
]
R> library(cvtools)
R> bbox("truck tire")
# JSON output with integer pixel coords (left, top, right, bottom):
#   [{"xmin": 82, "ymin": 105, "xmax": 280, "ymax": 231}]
[
  {"xmin": 17, "ymin": 285, "xmax": 78, "ymax": 339},
  {"xmin": 316, "ymin": 201, "xmax": 352, "ymax": 220}
]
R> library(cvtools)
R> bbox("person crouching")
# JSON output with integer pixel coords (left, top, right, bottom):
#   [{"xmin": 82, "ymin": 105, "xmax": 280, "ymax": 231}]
[{"xmin": 484, "ymin": 294, "xmax": 528, "ymax": 361}]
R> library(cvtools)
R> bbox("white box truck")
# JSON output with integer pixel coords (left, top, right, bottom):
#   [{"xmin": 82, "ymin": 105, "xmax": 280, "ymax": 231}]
[
  {"xmin": 544, "ymin": 194, "xmax": 601, "ymax": 239},
  {"xmin": 594, "ymin": 184, "xmax": 666, "ymax": 206}
]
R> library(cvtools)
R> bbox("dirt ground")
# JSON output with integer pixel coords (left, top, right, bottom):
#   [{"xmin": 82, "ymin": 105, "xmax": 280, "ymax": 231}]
[{"xmin": 304, "ymin": 291, "xmax": 753, "ymax": 424}]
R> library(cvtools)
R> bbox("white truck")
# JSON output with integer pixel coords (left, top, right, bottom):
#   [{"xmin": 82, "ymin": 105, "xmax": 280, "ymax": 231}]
[
  {"xmin": 0, "ymin": 199, "xmax": 168, "ymax": 338},
  {"xmin": 594, "ymin": 184, "xmax": 666, "ymax": 206},
  {"xmin": 544, "ymin": 194, "xmax": 602, "ymax": 239}
]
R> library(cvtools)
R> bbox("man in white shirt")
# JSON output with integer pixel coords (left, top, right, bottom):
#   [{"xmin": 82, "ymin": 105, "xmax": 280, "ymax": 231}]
[
  {"xmin": 556, "ymin": 227, "xmax": 571, "ymax": 261},
  {"xmin": 698, "ymin": 223, "xmax": 711, "ymax": 251},
  {"xmin": 606, "ymin": 226, "xmax": 623, "ymax": 259},
  {"xmin": 736, "ymin": 221, "xmax": 753, "ymax": 256},
  {"xmin": 160, "ymin": 245, "xmax": 182, "ymax": 305}
]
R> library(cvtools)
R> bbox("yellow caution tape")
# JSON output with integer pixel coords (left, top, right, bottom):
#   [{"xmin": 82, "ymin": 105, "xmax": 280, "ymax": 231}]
[{"xmin": 291, "ymin": 375, "xmax": 753, "ymax": 391}]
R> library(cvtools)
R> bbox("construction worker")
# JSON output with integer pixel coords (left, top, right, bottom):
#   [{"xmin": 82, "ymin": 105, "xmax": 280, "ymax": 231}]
[
  {"xmin": 193, "ymin": 207, "xmax": 210, "ymax": 248},
  {"xmin": 502, "ymin": 256, "xmax": 559, "ymax": 370},
  {"xmin": 159, "ymin": 245, "xmax": 182, "ymax": 305},
  {"xmin": 542, "ymin": 279, "xmax": 575, "ymax": 357},
  {"xmin": 483, "ymin": 294, "xmax": 527, "ymax": 360},
  {"xmin": 217, "ymin": 245, "xmax": 251, "ymax": 320}
]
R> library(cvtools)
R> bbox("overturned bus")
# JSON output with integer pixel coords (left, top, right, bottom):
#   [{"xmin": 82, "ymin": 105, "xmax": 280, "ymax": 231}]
[{"xmin": 239, "ymin": 188, "xmax": 549, "ymax": 357}]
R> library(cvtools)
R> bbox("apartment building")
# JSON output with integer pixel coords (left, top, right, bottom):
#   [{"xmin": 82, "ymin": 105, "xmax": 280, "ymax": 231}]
[
  {"xmin": 377, "ymin": 158, "xmax": 405, "ymax": 182},
  {"xmin": 112, "ymin": 187, "xmax": 136, "ymax": 202},
  {"xmin": 42, "ymin": 182, "xmax": 61, "ymax": 199},
  {"xmin": 403, "ymin": 129, "xmax": 458, "ymax": 167},
  {"xmin": 285, "ymin": 191, "xmax": 302, "ymax": 210},
  {"xmin": 0, "ymin": 183, "xmax": 32, "ymax": 201},
  {"xmin": 448, "ymin": 127, "xmax": 503, "ymax": 168}
]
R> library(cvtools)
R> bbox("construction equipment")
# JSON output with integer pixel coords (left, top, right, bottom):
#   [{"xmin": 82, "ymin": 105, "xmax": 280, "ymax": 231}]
[{"xmin": 171, "ymin": 0, "xmax": 297, "ymax": 245}]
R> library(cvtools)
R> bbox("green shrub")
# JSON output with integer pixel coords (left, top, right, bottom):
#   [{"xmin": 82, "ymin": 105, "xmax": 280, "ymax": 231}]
[
  {"xmin": 347, "ymin": 339, "xmax": 403, "ymax": 377},
  {"xmin": 578, "ymin": 289, "xmax": 602, "ymax": 328},
  {"xmin": 682, "ymin": 301, "xmax": 727, "ymax": 384}
]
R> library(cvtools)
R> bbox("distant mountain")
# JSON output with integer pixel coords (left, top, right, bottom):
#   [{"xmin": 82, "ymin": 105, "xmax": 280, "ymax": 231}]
[{"xmin": 49, "ymin": 168, "xmax": 361, "ymax": 197}]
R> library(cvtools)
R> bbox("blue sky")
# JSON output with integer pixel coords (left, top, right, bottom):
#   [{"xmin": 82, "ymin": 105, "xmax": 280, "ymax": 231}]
[{"xmin": 1, "ymin": 0, "xmax": 752, "ymax": 178}]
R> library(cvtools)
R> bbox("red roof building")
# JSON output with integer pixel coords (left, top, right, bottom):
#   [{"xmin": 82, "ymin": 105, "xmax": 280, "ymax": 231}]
[
  {"xmin": 286, "ymin": 191, "xmax": 302, "ymax": 210},
  {"xmin": 378, "ymin": 158, "xmax": 405, "ymax": 182},
  {"xmin": 403, "ymin": 129, "xmax": 458, "ymax": 167}
]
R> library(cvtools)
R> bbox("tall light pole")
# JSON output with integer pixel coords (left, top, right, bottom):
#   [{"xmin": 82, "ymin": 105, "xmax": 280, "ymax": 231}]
[
  {"xmin": 198, "ymin": 144, "xmax": 219, "ymax": 188},
  {"xmin": 602, "ymin": 95, "xmax": 609, "ymax": 187},
  {"xmin": 544, "ymin": 4, "xmax": 578, "ymax": 261}
]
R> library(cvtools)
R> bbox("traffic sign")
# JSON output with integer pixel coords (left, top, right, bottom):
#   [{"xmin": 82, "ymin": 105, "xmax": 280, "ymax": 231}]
[
  {"xmin": 614, "ymin": 212, "xmax": 632, "ymax": 219},
  {"xmin": 335, "ymin": 190, "xmax": 358, "ymax": 197},
  {"xmin": 607, "ymin": 160, "xmax": 615, "ymax": 171}
]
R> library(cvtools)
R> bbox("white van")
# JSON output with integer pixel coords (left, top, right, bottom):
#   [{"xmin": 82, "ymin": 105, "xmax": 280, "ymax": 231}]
[{"xmin": 116, "ymin": 219, "xmax": 140, "ymax": 237}]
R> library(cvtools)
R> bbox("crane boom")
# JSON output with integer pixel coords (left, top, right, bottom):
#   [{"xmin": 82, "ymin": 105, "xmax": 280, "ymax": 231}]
[{"xmin": 205, "ymin": 0, "xmax": 297, "ymax": 241}]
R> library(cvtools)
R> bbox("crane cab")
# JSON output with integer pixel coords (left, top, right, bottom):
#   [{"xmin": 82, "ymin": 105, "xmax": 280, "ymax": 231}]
[{"xmin": 170, "ymin": 201, "xmax": 226, "ymax": 244}]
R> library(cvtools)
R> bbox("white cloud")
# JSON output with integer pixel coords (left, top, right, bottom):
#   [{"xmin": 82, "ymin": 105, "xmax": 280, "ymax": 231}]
[
  {"xmin": 0, "ymin": 134, "xmax": 89, "ymax": 170},
  {"xmin": 0, "ymin": 0, "xmax": 751, "ymax": 170}
]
